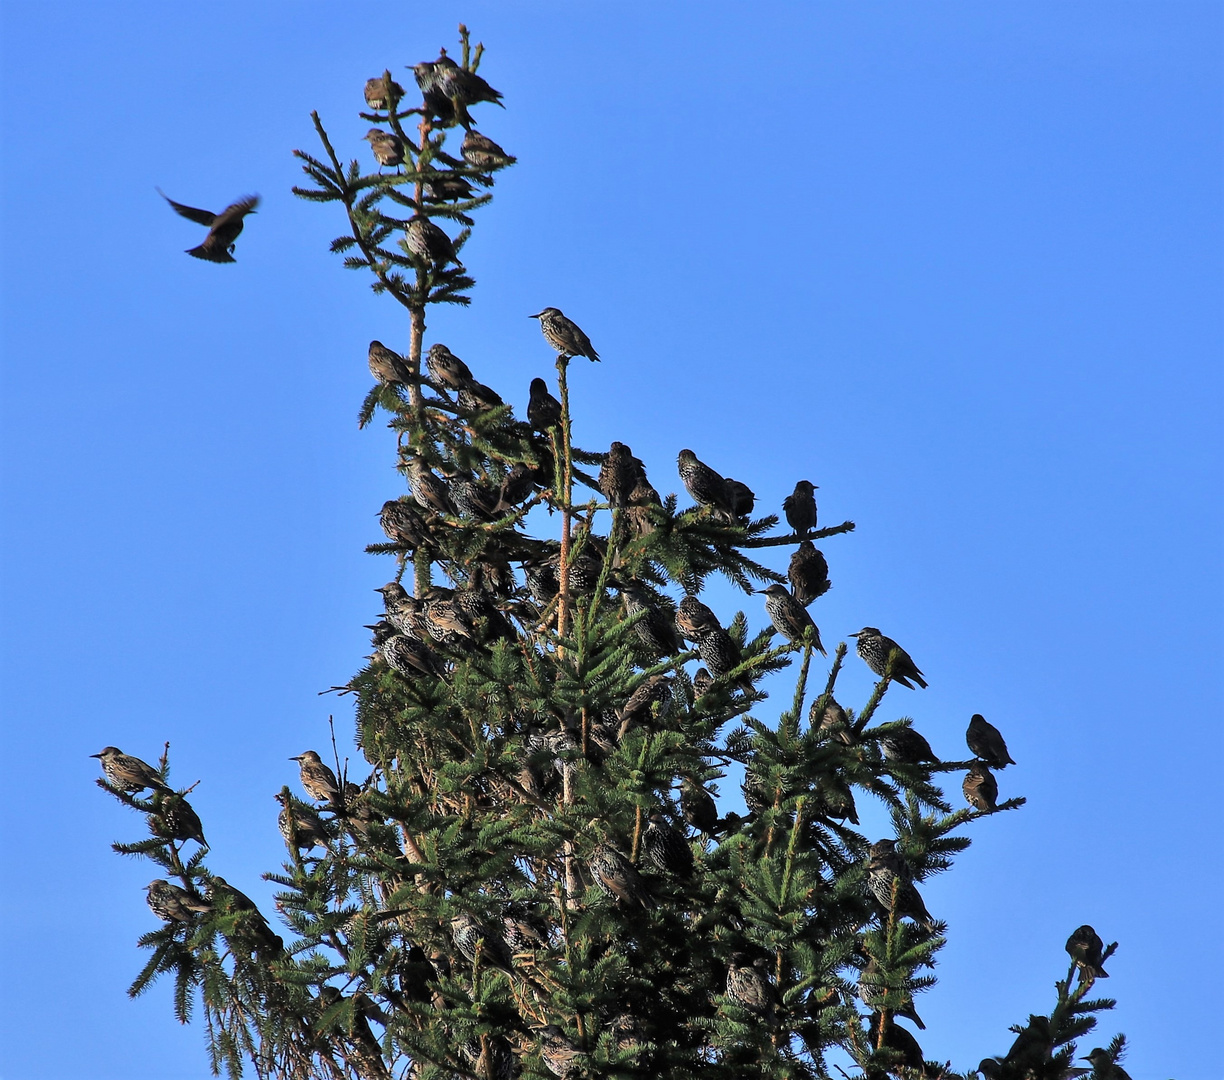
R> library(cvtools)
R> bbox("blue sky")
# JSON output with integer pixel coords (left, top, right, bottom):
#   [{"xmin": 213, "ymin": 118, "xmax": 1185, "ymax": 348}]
[{"xmin": 1, "ymin": 3, "xmax": 1219, "ymax": 1077}]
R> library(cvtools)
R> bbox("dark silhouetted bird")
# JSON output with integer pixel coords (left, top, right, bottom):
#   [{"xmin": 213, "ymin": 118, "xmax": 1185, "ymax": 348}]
[
  {"xmin": 1066, "ymin": 925, "xmax": 1110, "ymax": 980},
  {"xmin": 691, "ymin": 667, "xmax": 714, "ymax": 699},
  {"xmin": 462, "ymin": 129, "xmax": 516, "ymax": 170},
  {"xmin": 676, "ymin": 595, "xmax": 722, "ymax": 641},
  {"xmin": 425, "ymin": 342, "xmax": 473, "ymax": 389},
  {"xmin": 447, "ymin": 472, "xmax": 498, "ymax": 520},
  {"xmin": 276, "ymin": 792, "xmax": 328, "ymax": 851},
  {"xmin": 642, "ymin": 810, "xmax": 694, "ymax": 878},
  {"xmin": 158, "ymin": 190, "xmax": 259, "ymax": 263},
  {"xmin": 723, "ymin": 477, "xmax": 756, "ymax": 518},
  {"xmin": 680, "ymin": 778, "xmax": 718, "ymax": 834},
  {"xmin": 963, "ymin": 761, "xmax": 999, "ymax": 812},
  {"xmin": 363, "ymin": 72, "xmax": 404, "ymax": 111},
  {"xmin": 501, "ymin": 900, "xmax": 549, "ymax": 952},
  {"xmin": 423, "ymin": 172, "xmax": 477, "ymax": 203},
  {"xmin": 879, "ymin": 724, "xmax": 938, "ymax": 766},
  {"xmin": 150, "ymin": 791, "xmax": 207, "ymax": 847},
  {"xmin": 1083, "ymin": 1048, "xmax": 1131, "ymax": 1079},
  {"xmin": 290, "ymin": 751, "xmax": 342, "ymax": 806},
  {"xmin": 812, "ymin": 696, "xmax": 853, "ymax": 744},
  {"xmin": 495, "ymin": 463, "xmax": 537, "ymax": 511},
  {"xmin": 431, "ymin": 52, "xmax": 504, "ymax": 127},
  {"xmin": 1003, "ymin": 1015, "xmax": 1052, "ymax": 1071},
  {"xmin": 725, "ymin": 955, "xmax": 776, "ymax": 1022},
  {"xmin": 589, "ymin": 843, "xmax": 654, "ymax": 908},
  {"xmin": 867, "ymin": 839, "xmax": 935, "ymax": 930},
  {"xmin": 450, "ymin": 912, "xmax": 515, "ymax": 976},
  {"xmin": 851, "ymin": 628, "xmax": 927, "ymax": 689},
  {"xmin": 677, "ymin": 450, "xmax": 730, "ymax": 511},
  {"xmin": 364, "ymin": 128, "xmax": 405, "ymax": 170},
  {"xmin": 91, "ymin": 747, "xmax": 170, "ymax": 793},
  {"xmin": 783, "ymin": 480, "xmax": 818, "ymax": 535},
  {"xmin": 536, "ymin": 1025, "xmax": 581, "ymax": 1079},
  {"xmin": 147, "ymin": 878, "xmax": 210, "ymax": 922},
  {"xmin": 412, "ymin": 58, "xmax": 455, "ymax": 122},
  {"xmin": 966, "ymin": 713, "xmax": 1015, "ymax": 768},
  {"xmin": 527, "ymin": 377, "xmax": 562, "ymax": 432},
  {"xmin": 760, "ymin": 583, "xmax": 826, "ymax": 653},
  {"xmin": 368, "ymin": 340, "xmax": 412, "ymax": 386},
  {"xmin": 870, "ymin": 1013, "xmax": 926, "ymax": 1072},
  {"xmin": 530, "ymin": 307, "xmax": 600, "ymax": 362},
  {"xmin": 456, "ymin": 379, "xmax": 504, "ymax": 413},
  {"xmin": 788, "ymin": 541, "xmax": 830, "ymax": 605},
  {"xmin": 599, "ymin": 441, "xmax": 637, "ymax": 508},
  {"xmin": 405, "ymin": 215, "xmax": 457, "ymax": 268}
]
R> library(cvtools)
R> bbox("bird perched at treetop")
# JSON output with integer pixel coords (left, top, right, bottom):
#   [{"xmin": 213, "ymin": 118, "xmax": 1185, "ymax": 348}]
[
  {"xmin": 275, "ymin": 792, "xmax": 328, "ymax": 851},
  {"xmin": 158, "ymin": 190, "xmax": 259, "ymax": 263},
  {"xmin": 530, "ymin": 307, "xmax": 600, "ymax": 362},
  {"xmin": 783, "ymin": 480, "xmax": 818, "ymax": 535},
  {"xmin": 405, "ymin": 215, "xmax": 458, "ymax": 269},
  {"xmin": 642, "ymin": 810, "xmax": 694, "ymax": 879},
  {"xmin": 851, "ymin": 627, "xmax": 928, "ymax": 689},
  {"xmin": 149, "ymin": 791, "xmax": 207, "ymax": 847},
  {"xmin": 462, "ymin": 129, "xmax": 516, "ymax": 170},
  {"xmin": 760, "ymin": 583, "xmax": 826, "ymax": 653},
  {"xmin": 368, "ymin": 340, "xmax": 412, "ymax": 386},
  {"xmin": 1083, "ymin": 1048, "xmax": 1131, "ymax": 1079},
  {"xmin": 146, "ymin": 879, "xmax": 210, "ymax": 923},
  {"xmin": 866, "ymin": 839, "xmax": 935, "ymax": 930},
  {"xmin": 1065, "ymin": 925, "xmax": 1110, "ymax": 980},
  {"xmin": 966, "ymin": 713, "xmax": 1015, "ymax": 768},
  {"xmin": 879, "ymin": 724, "xmax": 938, "ymax": 765},
  {"xmin": 363, "ymin": 71, "xmax": 404, "ymax": 112},
  {"xmin": 91, "ymin": 747, "xmax": 171, "ymax": 793}
]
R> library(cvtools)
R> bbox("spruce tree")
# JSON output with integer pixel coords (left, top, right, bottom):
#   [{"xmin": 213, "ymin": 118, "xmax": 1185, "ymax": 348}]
[{"xmin": 95, "ymin": 27, "xmax": 1136, "ymax": 1080}]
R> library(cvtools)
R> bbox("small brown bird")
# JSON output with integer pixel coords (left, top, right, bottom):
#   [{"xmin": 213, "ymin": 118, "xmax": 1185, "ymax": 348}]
[
  {"xmin": 783, "ymin": 480, "xmax": 818, "ymax": 535},
  {"xmin": 680, "ymin": 778, "xmax": 718, "ymax": 834},
  {"xmin": 963, "ymin": 761, "xmax": 999, "ymax": 812},
  {"xmin": 289, "ymin": 750, "xmax": 342, "ymax": 806},
  {"xmin": 149, "ymin": 791, "xmax": 207, "ymax": 847},
  {"xmin": 598, "ymin": 441, "xmax": 638, "ymax": 508},
  {"xmin": 676, "ymin": 595, "xmax": 722, "ymax": 641},
  {"xmin": 368, "ymin": 340, "xmax": 412, "ymax": 385},
  {"xmin": 146, "ymin": 878, "xmax": 210, "ymax": 923},
  {"xmin": 380, "ymin": 633, "xmax": 443, "ymax": 678},
  {"xmin": 422, "ymin": 172, "xmax": 477, "ymax": 203},
  {"xmin": 760, "ymin": 583, "xmax": 826, "ymax": 653},
  {"xmin": 1065, "ymin": 925, "xmax": 1110, "ymax": 980},
  {"xmin": 788, "ymin": 541, "xmax": 830, "ymax": 606},
  {"xmin": 407, "ymin": 458, "xmax": 457, "ymax": 515},
  {"xmin": 1083, "ymin": 1048, "xmax": 1131, "ymax": 1079},
  {"xmin": 536, "ymin": 1025, "xmax": 582, "ymax": 1079},
  {"xmin": 424, "ymin": 342, "xmax": 474, "ymax": 389},
  {"xmin": 91, "ymin": 747, "xmax": 170, "ymax": 793},
  {"xmin": 691, "ymin": 667, "xmax": 714, "ymax": 699},
  {"xmin": 677, "ymin": 450, "xmax": 730, "ymax": 511},
  {"xmin": 725, "ymin": 955, "xmax": 776, "ymax": 1022},
  {"xmin": 364, "ymin": 128, "xmax": 405, "ymax": 171},
  {"xmin": 363, "ymin": 72, "xmax": 404, "ymax": 111},
  {"xmin": 851, "ymin": 628, "xmax": 928, "ymax": 689},
  {"xmin": 866, "ymin": 839, "xmax": 935, "ymax": 930},
  {"xmin": 405, "ymin": 215, "xmax": 457, "ymax": 268},
  {"xmin": 379, "ymin": 498, "xmax": 428, "ymax": 549},
  {"xmin": 966, "ymin": 714, "xmax": 1015, "ymax": 768},
  {"xmin": 811, "ymin": 696, "xmax": 853, "ymax": 744},
  {"xmin": 1004, "ymin": 1015, "xmax": 1052, "ymax": 1069},
  {"xmin": 879, "ymin": 724, "xmax": 938, "ymax": 765},
  {"xmin": 462, "ymin": 129, "xmax": 516, "ymax": 171},
  {"xmin": 530, "ymin": 307, "xmax": 600, "ymax": 362},
  {"xmin": 275, "ymin": 792, "xmax": 328, "ymax": 851},
  {"xmin": 158, "ymin": 190, "xmax": 259, "ymax": 263},
  {"xmin": 642, "ymin": 810, "xmax": 694, "ymax": 878},
  {"xmin": 450, "ymin": 911, "xmax": 515, "ymax": 975},
  {"xmin": 589, "ymin": 843, "xmax": 654, "ymax": 909},
  {"xmin": 526, "ymin": 377, "xmax": 562, "ymax": 432}
]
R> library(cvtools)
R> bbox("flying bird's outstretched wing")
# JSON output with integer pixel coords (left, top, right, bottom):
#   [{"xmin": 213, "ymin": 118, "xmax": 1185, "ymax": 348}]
[{"xmin": 157, "ymin": 188, "xmax": 218, "ymax": 226}]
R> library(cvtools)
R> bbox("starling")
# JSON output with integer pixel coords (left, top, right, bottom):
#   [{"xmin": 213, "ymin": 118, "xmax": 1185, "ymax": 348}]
[
  {"xmin": 424, "ymin": 342, "xmax": 474, "ymax": 390},
  {"xmin": 625, "ymin": 474, "xmax": 662, "ymax": 538},
  {"xmin": 420, "ymin": 589, "xmax": 474, "ymax": 645},
  {"xmin": 851, "ymin": 628, "xmax": 928, "ymax": 689},
  {"xmin": 501, "ymin": 900, "xmax": 549, "ymax": 952},
  {"xmin": 447, "ymin": 473, "xmax": 498, "ymax": 520},
  {"xmin": 1065, "ymin": 925, "xmax": 1110, "ymax": 980},
  {"xmin": 363, "ymin": 72, "xmax": 404, "ymax": 111},
  {"xmin": 432, "ymin": 52, "xmax": 505, "ymax": 110},
  {"xmin": 598, "ymin": 441, "xmax": 637, "ymax": 508},
  {"xmin": 379, "ymin": 498, "xmax": 428, "ymax": 550},
  {"xmin": 723, "ymin": 477, "xmax": 756, "ymax": 518},
  {"xmin": 150, "ymin": 791, "xmax": 207, "ymax": 847},
  {"xmin": 622, "ymin": 583, "xmax": 682, "ymax": 659},
  {"xmin": 966, "ymin": 714, "xmax": 1015, "ymax": 768},
  {"xmin": 146, "ymin": 878, "xmax": 209, "ymax": 923},
  {"xmin": 677, "ymin": 449, "xmax": 731, "ymax": 511},
  {"xmin": 398, "ymin": 944, "xmax": 438, "ymax": 1003},
  {"xmin": 867, "ymin": 839, "xmax": 935, "ymax": 930},
  {"xmin": 725, "ymin": 955, "xmax": 776, "ymax": 1022},
  {"xmin": 1004, "ymin": 1015, "xmax": 1052, "ymax": 1070},
  {"xmin": 617, "ymin": 673, "xmax": 673, "ymax": 737},
  {"xmin": 368, "ymin": 339, "xmax": 412, "ymax": 386},
  {"xmin": 811, "ymin": 696, "xmax": 853, "ymax": 744},
  {"xmin": 783, "ymin": 480, "xmax": 818, "ymax": 535},
  {"xmin": 456, "ymin": 379, "xmax": 504, "ymax": 413},
  {"xmin": 91, "ymin": 746, "xmax": 170, "ymax": 793},
  {"xmin": 963, "ymin": 761, "xmax": 999, "ymax": 813},
  {"xmin": 407, "ymin": 458, "xmax": 457, "ymax": 515},
  {"xmin": 411, "ymin": 59, "xmax": 455, "ymax": 123},
  {"xmin": 536, "ymin": 1025, "xmax": 582, "ymax": 1079},
  {"xmin": 158, "ymin": 190, "xmax": 259, "ymax": 263},
  {"xmin": 691, "ymin": 666, "xmax": 714, "ymax": 699},
  {"xmin": 642, "ymin": 810, "xmax": 694, "ymax": 879},
  {"xmin": 530, "ymin": 307, "xmax": 600, "ymax": 362},
  {"xmin": 462, "ymin": 1035, "xmax": 515, "ymax": 1080},
  {"xmin": 450, "ymin": 912, "xmax": 515, "ymax": 976},
  {"xmin": 527, "ymin": 377, "xmax": 563, "ymax": 432},
  {"xmin": 879, "ymin": 724, "xmax": 938, "ymax": 765},
  {"xmin": 760, "ymin": 583, "xmax": 826, "ymax": 653},
  {"xmin": 680, "ymin": 778, "xmax": 718, "ymax": 834},
  {"xmin": 405, "ymin": 214, "xmax": 457, "ymax": 268},
  {"xmin": 422, "ymin": 172, "xmax": 477, "ymax": 203},
  {"xmin": 589, "ymin": 843, "xmax": 655, "ymax": 909},
  {"xmin": 676, "ymin": 595, "xmax": 722, "ymax": 641},
  {"xmin": 698, "ymin": 627, "xmax": 742, "ymax": 681},
  {"xmin": 816, "ymin": 774, "xmax": 859, "ymax": 824},
  {"xmin": 275, "ymin": 792, "xmax": 328, "ymax": 851},
  {"xmin": 871, "ymin": 1013, "xmax": 926, "ymax": 1072},
  {"xmin": 289, "ymin": 750, "xmax": 341, "ymax": 806},
  {"xmin": 857, "ymin": 960, "xmax": 925, "ymax": 1030},
  {"xmin": 364, "ymin": 128, "xmax": 405, "ymax": 171},
  {"xmin": 462, "ymin": 129, "xmax": 516, "ymax": 170},
  {"xmin": 495, "ymin": 463, "xmax": 537, "ymax": 511},
  {"xmin": 788, "ymin": 541, "xmax": 831, "ymax": 606},
  {"xmin": 377, "ymin": 582, "xmax": 424, "ymax": 638},
  {"xmin": 1083, "ymin": 1048, "xmax": 1131, "ymax": 1079}
]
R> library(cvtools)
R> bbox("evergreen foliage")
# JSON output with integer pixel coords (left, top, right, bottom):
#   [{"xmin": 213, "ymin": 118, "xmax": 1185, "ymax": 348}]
[{"xmin": 96, "ymin": 27, "xmax": 1132, "ymax": 1080}]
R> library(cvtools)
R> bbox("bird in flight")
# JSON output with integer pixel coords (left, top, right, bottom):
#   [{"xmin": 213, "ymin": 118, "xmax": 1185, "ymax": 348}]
[{"xmin": 157, "ymin": 189, "xmax": 260, "ymax": 263}]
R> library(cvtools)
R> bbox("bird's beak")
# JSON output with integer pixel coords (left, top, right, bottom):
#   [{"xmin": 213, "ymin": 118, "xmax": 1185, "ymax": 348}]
[
  {"xmin": 89, "ymin": 752, "xmax": 103, "ymax": 758},
  {"xmin": 529, "ymin": 312, "xmax": 543, "ymax": 319},
  {"xmin": 289, "ymin": 756, "xmax": 301, "ymax": 762},
  {"xmin": 848, "ymin": 632, "xmax": 861, "ymax": 638}
]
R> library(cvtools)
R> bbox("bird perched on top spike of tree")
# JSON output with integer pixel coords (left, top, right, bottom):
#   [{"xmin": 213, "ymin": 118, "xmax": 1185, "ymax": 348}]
[
  {"xmin": 851, "ymin": 627, "xmax": 928, "ymax": 688},
  {"xmin": 531, "ymin": 307, "xmax": 600, "ymax": 362},
  {"xmin": 1066, "ymin": 925, "xmax": 1111, "ymax": 980},
  {"xmin": 158, "ymin": 190, "xmax": 259, "ymax": 263},
  {"xmin": 92, "ymin": 747, "xmax": 171, "ymax": 793}
]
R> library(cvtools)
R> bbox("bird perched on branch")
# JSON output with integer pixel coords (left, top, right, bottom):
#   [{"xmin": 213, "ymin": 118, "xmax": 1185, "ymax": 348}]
[
  {"xmin": 407, "ymin": 458, "xmax": 457, "ymax": 515},
  {"xmin": 364, "ymin": 128, "xmax": 405, "ymax": 171},
  {"xmin": 788, "ymin": 541, "xmax": 830, "ymax": 605},
  {"xmin": 760, "ymin": 583, "xmax": 826, "ymax": 653},
  {"xmin": 963, "ymin": 761, "xmax": 999, "ymax": 812},
  {"xmin": 1083, "ymin": 1048, "xmax": 1131, "ymax": 1079},
  {"xmin": 425, "ymin": 342, "xmax": 474, "ymax": 390},
  {"xmin": 725, "ymin": 954, "xmax": 777, "ymax": 1022},
  {"xmin": 643, "ymin": 810, "xmax": 694, "ymax": 879},
  {"xmin": 598, "ymin": 441, "xmax": 638, "ymax": 508},
  {"xmin": 723, "ymin": 478, "xmax": 755, "ymax": 518},
  {"xmin": 462, "ymin": 129, "xmax": 516, "ymax": 170},
  {"xmin": 91, "ymin": 747, "xmax": 171, "ymax": 793},
  {"xmin": 589, "ymin": 844, "xmax": 654, "ymax": 909},
  {"xmin": 379, "ymin": 498, "xmax": 428, "ymax": 550},
  {"xmin": 783, "ymin": 480, "xmax": 818, "ymax": 535},
  {"xmin": 290, "ymin": 751, "xmax": 342, "ymax": 807},
  {"xmin": 676, "ymin": 595, "xmax": 722, "ymax": 641},
  {"xmin": 1065, "ymin": 925, "xmax": 1110, "ymax": 980},
  {"xmin": 677, "ymin": 450, "xmax": 731, "ymax": 511},
  {"xmin": 851, "ymin": 628, "xmax": 927, "ymax": 689},
  {"xmin": 879, "ymin": 724, "xmax": 938, "ymax": 766},
  {"xmin": 363, "ymin": 72, "xmax": 404, "ymax": 112},
  {"xmin": 535, "ymin": 1025, "xmax": 582, "ymax": 1079},
  {"xmin": 527, "ymin": 377, "xmax": 562, "ymax": 432},
  {"xmin": 680, "ymin": 778, "xmax": 718, "ymax": 834},
  {"xmin": 146, "ymin": 878, "xmax": 210, "ymax": 923},
  {"xmin": 150, "ymin": 791, "xmax": 207, "ymax": 847},
  {"xmin": 530, "ymin": 307, "xmax": 600, "ymax": 362},
  {"xmin": 966, "ymin": 713, "xmax": 1015, "ymax": 768},
  {"xmin": 405, "ymin": 215, "xmax": 458, "ymax": 268},
  {"xmin": 368, "ymin": 340, "xmax": 412, "ymax": 386},
  {"xmin": 866, "ymin": 839, "xmax": 935, "ymax": 930},
  {"xmin": 450, "ymin": 912, "xmax": 515, "ymax": 976},
  {"xmin": 158, "ymin": 190, "xmax": 259, "ymax": 263},
  {"xmin": 275, "ymin": 792, "xmax": 328, "ymax": 851}
]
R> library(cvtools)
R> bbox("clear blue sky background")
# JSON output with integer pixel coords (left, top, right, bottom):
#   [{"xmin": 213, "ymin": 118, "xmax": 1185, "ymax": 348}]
[{"xmin": 1, "ymin": 3, "xmax": 1219, "ymax": 1078}]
